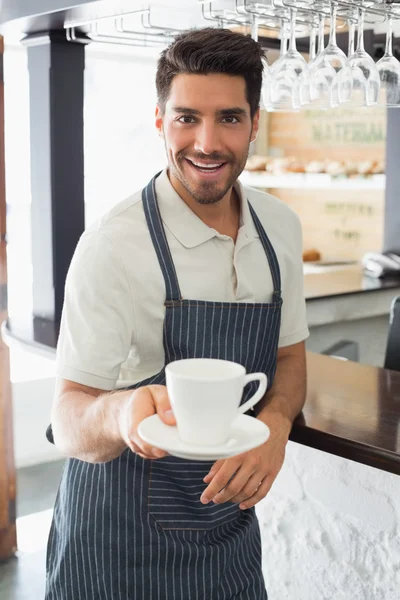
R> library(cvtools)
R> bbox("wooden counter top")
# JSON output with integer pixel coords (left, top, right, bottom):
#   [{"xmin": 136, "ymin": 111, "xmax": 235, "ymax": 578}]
[
  {"xmin": 304, "ymin": 265, "xmax": 400, "ymax": 301},
  {"xmin": 291, "ymin": 352, "xmax": 400, "ymax": 476}
]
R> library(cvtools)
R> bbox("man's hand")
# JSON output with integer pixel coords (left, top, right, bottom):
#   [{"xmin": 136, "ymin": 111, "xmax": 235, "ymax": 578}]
[
  {"xmin": 200, "ymin": 414, "xmax": 291, "ymax": 510},
  {"xmin": 119, "ymin": 385, "xmax": 176, "ymax": 461},
  {"xmin": 201, "ymin": 340, "xmax": 306, "ymax": 509}
]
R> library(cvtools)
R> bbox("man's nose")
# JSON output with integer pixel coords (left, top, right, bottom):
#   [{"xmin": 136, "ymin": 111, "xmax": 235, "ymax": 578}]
[{"xmin": 193, "ymin": 123, "xmax": 222, "ymax": 155}]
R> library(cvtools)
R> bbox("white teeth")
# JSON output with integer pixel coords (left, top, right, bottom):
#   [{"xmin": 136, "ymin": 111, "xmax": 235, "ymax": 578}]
[{"xmin": 190, "ymin": 160, "xmax": 223, "ymax": 169}]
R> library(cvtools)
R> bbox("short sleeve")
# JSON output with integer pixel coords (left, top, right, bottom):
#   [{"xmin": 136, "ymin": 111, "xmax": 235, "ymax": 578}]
[
  {"xmin": 56, "ymin": 230, "xmax": 135, "ymax": 389},
  {"xmin": 278, "ymin": 212, "xmax": 309, "ymax": 348}
]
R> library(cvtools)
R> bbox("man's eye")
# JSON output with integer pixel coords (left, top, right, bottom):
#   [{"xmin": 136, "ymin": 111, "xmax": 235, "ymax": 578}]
[
  {"xmin": 178, "ymin": 116, "xmax": 196, "ymax": 124},
  {"xmin": 222, "ymin": 116, "xmax": 239, "ymax": 124}
]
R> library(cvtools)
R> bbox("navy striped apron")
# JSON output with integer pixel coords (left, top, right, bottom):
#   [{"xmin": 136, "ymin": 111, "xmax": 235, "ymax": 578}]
[{"xmin": 45, "ymin": 174, "xmax": 282, "ymax": 599}]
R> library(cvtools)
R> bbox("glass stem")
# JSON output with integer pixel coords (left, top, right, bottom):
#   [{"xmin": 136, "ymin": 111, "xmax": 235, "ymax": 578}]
[
  {"xmin": 317, "ymin": 16, "xmax": 325, "ymax": 56},
  {"xmin": 280, "ymin": 20, "xmax": 288, "ymax": 57},
  {"xmin": 356, "ymin": 8, "xmax": 365, "ymax": 52},
  {"xmin": 251, "ymin": 15, "xmax": 259, "ymax": 42},
  {"xmin": 309, "ymin": 24, "xmax": 317, "ymax": 61},
  {"xmin": 288, "ymin": 9, "xmax": 297, "ymax": 52},
  {"xmin": 348, "ymin": 20, "xmax": 355, "ymax": 57},
  {"xmin": 385, "ymin": 16, "xmax": 393, "ymax": 57},
  {"xmin": 328, "ymin": 2, "xmax": 337, "ymax": 47}
]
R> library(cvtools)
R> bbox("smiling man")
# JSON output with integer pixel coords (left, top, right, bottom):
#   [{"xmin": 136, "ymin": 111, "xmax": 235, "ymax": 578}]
[
  {"xmin": 161, "ymin": 75, "xmax": 251, "ymax": 202},
  {"xmin": 46, "ymin": 28, "xmax": 309, "ymax": 599}
]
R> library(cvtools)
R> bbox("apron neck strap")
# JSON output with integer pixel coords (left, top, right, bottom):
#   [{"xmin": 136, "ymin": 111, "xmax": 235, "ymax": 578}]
[
  {"xmin": 142, "ymin": 173, "xmax": 182, "ymax": 302},
  {"xmin": 248, "ymin": 201, "xmax": 282, "ymax": 296}
]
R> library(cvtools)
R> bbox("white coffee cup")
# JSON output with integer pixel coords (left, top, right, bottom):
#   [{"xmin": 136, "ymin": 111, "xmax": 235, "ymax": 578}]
[{"xmin": 165, "ymin": 358, "xmax": 268, "ymax": 446}]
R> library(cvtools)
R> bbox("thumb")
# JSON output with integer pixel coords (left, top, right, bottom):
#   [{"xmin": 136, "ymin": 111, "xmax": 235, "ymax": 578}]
[{"xmin": 149, "ymin": 385, "xmax": 177, "ymax": 426}]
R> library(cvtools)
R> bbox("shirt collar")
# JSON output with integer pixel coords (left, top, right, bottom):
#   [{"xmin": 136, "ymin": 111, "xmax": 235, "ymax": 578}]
[{"xmin": 155, "ymin": 169, "xmax": 259, "ymax": 249}]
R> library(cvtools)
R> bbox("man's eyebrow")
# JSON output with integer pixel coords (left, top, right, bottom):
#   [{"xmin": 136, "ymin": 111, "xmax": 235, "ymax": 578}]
[
  {"xmin": 217, "ymin": 108, "xmax": 247, "ymax": 117},
  {"xmin": 172, "ymin": 107, "xmax": 202, "ymax": 115},
  {"xmin": 171, "ymin": 106, "xmax": 248, "ymax": 117}
]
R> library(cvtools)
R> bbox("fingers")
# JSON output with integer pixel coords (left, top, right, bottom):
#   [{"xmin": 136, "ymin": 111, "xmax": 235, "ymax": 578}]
[
  {"xmin": 203, "ymin": 459, "xmax": 224, "ymax": 483},
  {"xmin": 129, "ymin": 385, "xmax": 175, "ymax": 460},
  {"xmin": 238, "ymin": 477, "xmax": 273, "ymax": 510},
  {"xmin": 206, "ymin": 463, "xmax": 260, "ymax": 505},
  {"xmin": 200, "ymin": 457, "xmax": 251, "ymax": 504},
  {"xmin": 201, "ymin": 449, "xmax": 270, "ymax": 506},
  {"xmin": 230, "ymin": 472, "xmax": 265, "ymax": 504},
  {"xmin": 130, "ymin": 439, "xmax": 164, "ymax": 461},
  {"xmin": 150, "ymin": 385, "xmax": 177, "ymax": 426}
]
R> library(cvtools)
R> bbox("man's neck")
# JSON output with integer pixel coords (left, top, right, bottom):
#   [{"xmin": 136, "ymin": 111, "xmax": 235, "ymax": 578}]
[{"xmin": 168, "ymin": 170, "xmax": 241, "ymax": 242}]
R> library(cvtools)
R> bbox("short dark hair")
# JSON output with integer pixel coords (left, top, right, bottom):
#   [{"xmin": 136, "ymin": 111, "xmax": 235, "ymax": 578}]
[{"xmin": 156, "ymin": 27, "xmax": 266, "ymax": 118}]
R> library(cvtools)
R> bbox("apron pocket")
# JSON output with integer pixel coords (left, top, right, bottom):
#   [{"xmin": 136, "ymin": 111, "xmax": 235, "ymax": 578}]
[{"xmin": 147, "ymin": 458, "xmax": 241, "ymax": 531}]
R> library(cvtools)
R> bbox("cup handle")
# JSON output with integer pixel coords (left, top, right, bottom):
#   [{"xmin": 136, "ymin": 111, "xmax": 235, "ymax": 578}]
[{"xmin": 237, "ymin": 373, "xmax": 268, "ymax": 415}]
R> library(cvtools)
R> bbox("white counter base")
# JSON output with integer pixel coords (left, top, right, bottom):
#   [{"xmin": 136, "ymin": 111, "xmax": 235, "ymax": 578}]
[{"xmin": 256, "ymin": 440, "xmax": 400, "ymax": 600}]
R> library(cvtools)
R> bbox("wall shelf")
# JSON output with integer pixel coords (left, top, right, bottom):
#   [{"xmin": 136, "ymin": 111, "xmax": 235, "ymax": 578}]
[{"xmin": 239, "ymin": 172, "xmax": 386, "ymax": 191}]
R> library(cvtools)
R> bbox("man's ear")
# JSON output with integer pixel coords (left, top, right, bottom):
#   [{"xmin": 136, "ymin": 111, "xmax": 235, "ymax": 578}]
[
  {"xmin": 250, "ymin": 107, "xmax": 260, "ymax": 143},
  {"xmin": 155, "ymin": 105, "xmax": 164, "ymax": 137}
]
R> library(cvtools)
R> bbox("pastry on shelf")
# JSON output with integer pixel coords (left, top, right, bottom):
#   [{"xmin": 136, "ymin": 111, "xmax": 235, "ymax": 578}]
[
  {"xmin": 244, "ymin": 155, "xmax": 385, "ymax": 179},
  {"xmin": 344, "ymin": 161, "xmax": 359, "ymax": 177},
  {"xmin": 370, "ymin": 160, "xmax": 384, "ymax": 174},
  {"xmin": 357, "ymin": 160, "xmax": 375, "ymax": 175},
  {"xmin": 244, "ymin": 154, "xmax": 268, "ymax": 171},
  {"xmin": 265, "ymin": 157, "xmax": 291, "ymax": 174},
  {"xmin": 302, "ymin": 249, "xmax": 321, "ymax": 262},
  {"xmin": 266, "ymin": 156, "xmax": 305, "ymax": 174},
  {"xmin": 304, "ymin": 160, "xmax": 325, "ymax": 174},
  {"xmin": 324, "ymin": 160, "xmax": 346, "ymax": 176},
  {"xmin": 286, "ymin": 158, "xmax": 305, "ymax": 173}
]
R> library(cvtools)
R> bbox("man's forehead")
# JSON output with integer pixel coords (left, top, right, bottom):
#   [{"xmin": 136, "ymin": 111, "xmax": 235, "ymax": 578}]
[{"xmin": 166, "ymin": 73, "xmax": 249, "ymax": 113}]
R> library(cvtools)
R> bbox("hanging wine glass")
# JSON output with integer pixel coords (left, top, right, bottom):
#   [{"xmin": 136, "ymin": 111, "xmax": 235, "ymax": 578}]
[
  {"xmin": 250, "ymin": 12, "xmax": 270, "ymax": 111},
  {"xmin": 311, "ymin": 1, "xmax": 352, "ymax": 107},
  {"xmin": 251, "ymin": 13, "xmax": 259, "ymax": 42},
  {"xmin": 261, "ymin": 55, "xmax": 270, "ymax": 111},
  {"xmin": 308, "ymin": 18, "xmax": 318, "ymax": 63},
  {"xmin": 261, "ymin": 18, "xmax": 288, "ymax": 110},
  {"xmin": 376, "ymin": 15, "xmax": 400, "ymax": 107},
  {"xmin": 347, "ymin": 13, "xmax": 356, "ymax": 59},
  {"xmin": 348, "ymin": 7, "xmax": 380, "ymax": 106},
  {"xmin": 271, "ymin": 18, "xmax": 289, "ymax": 69},
  {"xmin": 307, "ymin": 13, "xmax": 336, "ymax": 108},
  {"xmin": 297, "ymin": 16, "xmax": 317, "ymax": 102},
  {"xmin": 267, "ymin": 8, "xmax": 310, "ymax": 112}
]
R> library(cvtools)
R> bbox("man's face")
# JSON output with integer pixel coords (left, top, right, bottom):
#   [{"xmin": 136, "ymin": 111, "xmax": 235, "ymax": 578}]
[{"xmin": 155, "ymin": 73, "xmax": 259, "ymax": 205}]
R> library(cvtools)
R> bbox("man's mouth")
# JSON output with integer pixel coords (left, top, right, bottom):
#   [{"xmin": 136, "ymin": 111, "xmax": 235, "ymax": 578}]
[{"xmin": 185, "ymin": 158, "xmax": 227, "ymax": 173}]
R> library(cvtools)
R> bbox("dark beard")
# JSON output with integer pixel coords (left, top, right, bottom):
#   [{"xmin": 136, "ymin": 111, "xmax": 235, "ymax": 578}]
[
  {"xmin": 180, "ymin": 164, "xmax": 245, "ymax": 205},
  {"xmin": 168, "ymin": 147, "xmax": 250, "ymax": 205}
]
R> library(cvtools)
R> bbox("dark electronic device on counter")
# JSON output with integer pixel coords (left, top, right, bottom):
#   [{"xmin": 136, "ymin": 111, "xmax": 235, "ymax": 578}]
[
  {"xmin": 384, "ymin": 295, "xmax": 400, "ymax": 372},
  {"xmin": 362, "ymin": 252, "xmax": 400, "ymax": 278}
]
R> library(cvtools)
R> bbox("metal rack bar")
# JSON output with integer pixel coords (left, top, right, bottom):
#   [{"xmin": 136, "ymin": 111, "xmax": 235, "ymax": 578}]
[
  {"xmin": 66, "ymin": 24, "xmax": 171, "ymax": 48},
  {"xmin": 114, "ymin": 16, "xmax": 173, "ymax": 39},
  {"xmin": 141, "ymin": 11, "xmax": 187, "ymax": 34},
  {"xmin": 63, "ymin": 0, "xmax": 400, "ymax": 49},
  {"xmin": 64, "ymin": 9, "xmax": 150, "ymax": 31}
]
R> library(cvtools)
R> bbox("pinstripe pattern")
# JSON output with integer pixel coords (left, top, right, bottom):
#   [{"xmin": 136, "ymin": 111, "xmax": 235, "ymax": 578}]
[{"xmin": 46, "ymin": 173, "xmax": 282, "ymax": 599}]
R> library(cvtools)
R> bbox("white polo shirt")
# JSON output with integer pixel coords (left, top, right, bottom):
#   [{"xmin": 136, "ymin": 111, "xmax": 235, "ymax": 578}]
[{"xmin": 56, "ymin": 169, "xmax": 309, "ymax": 390}]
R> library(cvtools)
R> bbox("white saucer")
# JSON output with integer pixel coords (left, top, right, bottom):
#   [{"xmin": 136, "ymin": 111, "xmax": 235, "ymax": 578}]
[{"xmin": 138, "ymin": 414, "xmax": 270, "ymax": 461}]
